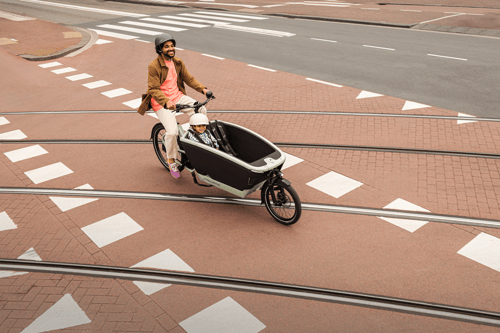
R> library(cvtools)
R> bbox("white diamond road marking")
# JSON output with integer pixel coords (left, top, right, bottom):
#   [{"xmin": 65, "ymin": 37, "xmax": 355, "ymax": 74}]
[
  {"xmin": 0, "ymin": 211, "xmax": 17, "ymax": 231},
  {"xmin": 123, "ymin": 98, "xmax": 142, "ymax": 109},
  {"xmin": 18, "ymin": 247, "xmax": 42, "ymax": 261},
  {"xmin": 20, "ymin": 294, "xmax": 91, "ymax": 333},
  {"xmin": 24, "ymin": 162, "xmax": 73, "ymax": 184},
  {"xmin": 0, "ymin": 129, "xmax": 27, "ymax": 140},
  {"xmin": 305, "ymin": 77, "xmax": 343, "ymax": 88},
  {"xmin": 281, "ymin": 153, "xmax": 303, "ymax": 170},
  {"xmin": 51, "ymin": 67, "xmax": 77, "ymax": 74},
  {"xmin": 378, "ymin": 198, "xmax": 430, "ymax": 233},
  {"xmin": 101, "ymin": 88, "xmax": 132, "ymax": 98},
  {"xmin": 38, "ymin": 61, "xmax": 62, "ymax": 68},
  {"xmin": 97, "ymin": 24, "xmax": 162, "ymax": 35},
  {"xmin": 94, "ymin": 39, "xmax": 113, "ymax": 44},
  {"xmin": 90, "ymin": 29, "xmax": 138, "ymax": 40},
  {"xmin": 356, "ymin": 91, "xmax": 384, "ymax": 99},
  {"xmin": 458, "ymin": 233, "xmax": 500, "ymax": 273},
  {"xmin": 119, "ymin": 20, "xmax": 187, "ymax": 32},
  {"xmin": 66, "ymin": 73, "xmax": 93, "ymax": 81},
  {"xmin": 180, "ymin": 297, "xmax": 265, "ymax": 333},
  {"xmin": 83, "ymin": 80, "xmax": 111, "ymax": 89},
  {"xmin": 4, "ymin": 145, "xmax": 48, "ymax": 163},
  {"xmin": 194, "ymin": 11, "xmax": 268, "ymax": 20},
  {"xmin": 402, "ymin": 101, "xmax": 430, "ymax": 111},
  {"xmin": 141, "ymin": 17, "xmax": 210, "ymax": 28},
  {"xmin": 132, "ymin": 249, "xmax": 194, "ymax": 295},
  {"xmin": 457, "ymin": 112, "xmax": 478, "ymax": 125},
  {"xmin": 49, "ymin": 184, "xmax": 98, "ymax": 212},
  {"xmin": 0, "ymin": 116, "xmax": 10, "ymax": 126},
  {"xmin": 82, "ymin": 212, "xmax": 143, "ymax": 248},
  {"xmin": 307, "ymin": 171, "xmax": 363, "ymax": 199}
]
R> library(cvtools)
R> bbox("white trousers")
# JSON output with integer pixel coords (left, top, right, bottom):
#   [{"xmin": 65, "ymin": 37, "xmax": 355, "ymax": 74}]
[{"xmin": 156, "ymin": 95, "xmax": 207, "ymax": 159}]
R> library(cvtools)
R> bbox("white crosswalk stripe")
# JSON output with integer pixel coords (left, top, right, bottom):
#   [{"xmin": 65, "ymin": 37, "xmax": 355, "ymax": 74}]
[
  {"xmin": 119, "ymin": 20, "xmax": 187, "ymax": 32},
  {"xmin": 140, "ymin": 17, "xmax": 209, "ymax": 28},
  {"xmin": 87, "ymin": 12, "xmax": 279, "ymax": 41}
]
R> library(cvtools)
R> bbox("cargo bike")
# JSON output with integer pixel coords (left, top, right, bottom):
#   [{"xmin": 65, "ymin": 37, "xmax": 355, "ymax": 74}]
[{"xmin": 151, "ymin": 92, "xmax": 301, "ymax": 225}]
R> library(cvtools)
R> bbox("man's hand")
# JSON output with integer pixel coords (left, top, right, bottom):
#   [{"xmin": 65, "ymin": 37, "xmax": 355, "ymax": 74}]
[
  {"xmin": 166, "ymin": 100, "xmax": 175, "ymax": 110},
  {"xmin": 203, "ymin": 88, "xmax": 209, "ymax": 95}
]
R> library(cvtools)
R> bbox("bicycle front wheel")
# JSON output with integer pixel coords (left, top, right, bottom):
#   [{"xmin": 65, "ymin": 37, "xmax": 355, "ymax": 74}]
[
  {"xmin": 264, "ymin": 180, "xmax": 301, "ymax": 225},
  {"xmin": 151, "ymin": 123, "xmax": 184, "ymax": 172}
]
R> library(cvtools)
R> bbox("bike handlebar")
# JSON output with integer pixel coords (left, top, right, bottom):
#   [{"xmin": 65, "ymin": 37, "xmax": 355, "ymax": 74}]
[{"xmin": 174, "ymin": 91, "xmax": 215, "ymax": 113}]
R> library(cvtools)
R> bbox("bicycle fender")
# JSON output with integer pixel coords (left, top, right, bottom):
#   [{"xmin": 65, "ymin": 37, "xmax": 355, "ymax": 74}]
[{"xmin": 279, "ymin": 178, "xmax": 291, "ymax": 186}]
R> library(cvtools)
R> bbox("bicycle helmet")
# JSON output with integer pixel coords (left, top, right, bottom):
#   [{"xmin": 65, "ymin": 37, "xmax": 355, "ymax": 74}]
[
  {"xmin": 189, "ymin": 113, "xmax": 209, "ymax": 126},
  {"xmin": 155, "ymin": 33, "xmax": 176, "ymax": 55}
]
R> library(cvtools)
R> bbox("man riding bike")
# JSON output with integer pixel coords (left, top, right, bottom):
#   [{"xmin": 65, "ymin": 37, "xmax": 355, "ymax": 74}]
[{"xmin": 138, "ymin": 33, "xmax": 210, "ymax": 179}]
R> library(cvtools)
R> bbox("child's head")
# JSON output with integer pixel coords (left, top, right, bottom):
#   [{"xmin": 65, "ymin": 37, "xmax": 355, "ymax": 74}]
[{"xmin": 189, "ymin": 114, "xmax": 209, "ymax": 134}]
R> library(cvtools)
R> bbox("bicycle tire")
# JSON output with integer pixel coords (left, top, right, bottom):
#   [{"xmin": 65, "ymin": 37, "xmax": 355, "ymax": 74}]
[
  {"xmin": 152, "ymin": 123, "xmax": 184, "ymax": 172},
  {"xmin": 263, "ymin": 180, "xmax": 301, "ymax": 225}
]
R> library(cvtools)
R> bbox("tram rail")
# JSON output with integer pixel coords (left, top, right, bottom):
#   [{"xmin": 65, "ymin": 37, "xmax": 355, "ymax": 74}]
[{"xmin": 0, "ymin": 259, "xmax": 499, "ymax": 327}]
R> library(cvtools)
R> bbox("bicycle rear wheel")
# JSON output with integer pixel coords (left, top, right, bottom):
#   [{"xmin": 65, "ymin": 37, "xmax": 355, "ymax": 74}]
[
  {"xmin": 151, "ymin": 123, "xmax": 184, "ymax": 172},
  {"xmin": 263, "ymin": 180, "xmax": 301, "ymax": 225}
]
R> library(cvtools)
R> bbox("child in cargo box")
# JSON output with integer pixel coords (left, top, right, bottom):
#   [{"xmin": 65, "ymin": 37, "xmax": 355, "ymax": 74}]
[{"xmin": 186, "ymin": 113, "xmax": 219, "ymax": 149}]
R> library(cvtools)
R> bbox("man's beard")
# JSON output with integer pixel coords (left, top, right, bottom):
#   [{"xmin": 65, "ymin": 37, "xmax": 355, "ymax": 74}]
[{"xmin": 163, "ymin": 49, "xmax": 175, "ymax": 59}]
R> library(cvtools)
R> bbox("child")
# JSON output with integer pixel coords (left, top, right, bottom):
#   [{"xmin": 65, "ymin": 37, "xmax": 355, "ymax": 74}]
[{"xmin": 186, "ymin": 113, "xmax": 219, "ymax": 149}]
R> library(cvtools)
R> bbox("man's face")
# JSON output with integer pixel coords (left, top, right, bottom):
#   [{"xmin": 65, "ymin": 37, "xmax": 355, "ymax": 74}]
[{"xmin": 162, "ymin": 41, "xmax": 175, "ymax": 59}]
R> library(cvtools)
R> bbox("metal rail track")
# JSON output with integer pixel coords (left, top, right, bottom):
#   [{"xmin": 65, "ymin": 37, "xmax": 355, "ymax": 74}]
[
  {"xmin": 1, "ymin": 187, "xmax": 499, "ymax": 229},
  {"xmin": 1, "ymin": 109, "xmax": 500, "ymax": 123},
  {"xmin": 1, "ymin": 139, "xmax": 500, "ymax": 160},
  {"xmin": 0, "ymin": 259, "xmax": 499, "ymax": 327}
]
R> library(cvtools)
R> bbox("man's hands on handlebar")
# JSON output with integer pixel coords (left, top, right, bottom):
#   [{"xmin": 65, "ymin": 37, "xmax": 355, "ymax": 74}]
[{"xmin": 166, "ymin": 100, "xmax": 176, "ymax": 110}]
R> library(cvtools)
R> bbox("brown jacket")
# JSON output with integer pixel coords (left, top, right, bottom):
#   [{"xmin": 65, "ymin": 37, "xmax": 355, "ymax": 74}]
[{"xmin": 137, "ymin": 55, "xmax": 206, "ymax": 115}]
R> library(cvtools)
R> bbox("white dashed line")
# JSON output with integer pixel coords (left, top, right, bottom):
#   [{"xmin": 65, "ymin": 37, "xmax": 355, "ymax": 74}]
[
  {"xmin": 25, "ymin": 162, "xmax": 73, "ymax": 184},
  {"xmin": 305, "ymin": 78, "xmax": 343, "ymax": 88},
  {"xmin": 90, "ymin": 29, "xmax": 138, "ymax": 40},
  {"xmin": 38, "ymin": 61, "xmax": 62, "ymax": 68},
  {"xmin": 363, "ymin": 45, "xmax": 395, "ymax": 51},
  {"xmin": 4, "ymin": 145, "xmax": 48, "ymax": 163},
  {"xmin": 0, "ymin": 117, "xmax": 9, "ymax": 126},
  {"xmin": 311, "ymin": 38, "xmax": 337, "ymax": 43},
  {"xmin": 361, "ymin": 8, "xmax": 380, "ymax": 10},
  {"xmin": 202, "ymin": 53, "xmax": 225, "ymax": 60},
  {"xmin": 400, "ymin": 9, "xmax": 421, "ymax": 12},
  {"xmin": 83, "ymin": 80, "xmax": 112, "ymax": 89},
  {"xmin": 96, "ymin": 24, "xmax": 162, "ymax": 36},
  {"xmin": 101, "ymin": 88, "xmax": 132, "ymax": 98},
  {"xmin": 66, "ymin": 73, "xmax": 93, "ymax": 81},
  {"xmin": 19, "ymin": 0, "xmax": 148, "ymax": 17},
  {"xmin": 427, "ymin": 54, "xmax": 467, "ymax": 61},
  {"xmin": 94, "ymin": 39, "xmax": 113, "ymax": 44},
  {"xmin": 0, "ymin": 130, "xmax": 27, "ymax": 140},
  {"xmin": 248, "ymin": 64, "xmax": 276, "ymax": 72},
  {"xmin": 51, "ymin": 67, "xmax": 77, "ymax": 74}
]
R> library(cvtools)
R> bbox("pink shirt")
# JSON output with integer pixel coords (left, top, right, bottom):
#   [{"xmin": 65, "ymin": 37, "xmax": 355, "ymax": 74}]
[{"xmin": 151, "ymin": 59, "xmax": 184, "ymax": 112}]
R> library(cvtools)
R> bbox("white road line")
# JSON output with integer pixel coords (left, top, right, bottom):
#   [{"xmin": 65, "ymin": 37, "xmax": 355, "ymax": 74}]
[
  {"xmin": 0, "ymin": 130, "xmax": 27, "ymax": 140},
  {"xmin": 311, "ymin": 37, "xmax": 337, "ymax": 43},
  {"xmin": 363, "ymin": 45, "xmax": 395, "ymax": 51},
  {"xmin": 427, "ymin": 54, "xmax": 467, "ymax": 61},
  {"xmin": 307, "ymin": 171, "xmax": 363, "ymax": 199},
  {"xmin": 83, "ymin": 80, "xmax": 112, "ymax": 89},
  {"xmin": 214, "ymin": 24, "xmax": 295, "ymax": 37},
  {"xmin": 4, "ymin": 145, "xmax": 48, "ymax": 163},
  {"xmin": 178, "ymin": 13, "xmax": 249, "ymax": 22},
  {"xmin": 419, "ymin": 13, "xmax": 466, "ymax": 24},
  {"xmin": 159, "ymin": 15, "xmax": 232, "ymax": 25},
  {"xmin": 192, "ymin": 2, "xmax": 258, "ymax": 8},
  {"xmin": 194, "ymin": 11, "xmax": 268, "ymax": 20},
  {"xmin": 141, "ymin": 17, "xmax": 209, "ymax": 28},
  {"xmin": 361, "ymin": 8, "xmax": 380, "ymax": 10},
  {"xmin": 51, "ymin": 67, "xmax": 77, "ymax": 74},
  {"xmin": 400, "ymin": 9, "xmax": 421, "ymax": 12},
  {"xmin": 19, "ymin": 0, "xmax": 148, "ymax": 17},
  {"xmin": 306, "ymin": 77, "xmax": 343, "ymax": 87},
  {"xmin": 262, "ymin": 4, "xmax": 286, "ymax": 7},
  {"xmin": 248, "ymin": 64, "xmax": 276, "ymax": 72},
  {"xmin": 135, "ymin": 39, "xmax": 151, "ymax": 43},
  {"xmin": 202, "ymin": 53, "xmax": 225, "ymax": 60},
  {"xmin": 25, "ymin": 162, "xmax": 73, "ymax": 184},
  {"xmin": 38, "ymin": 61, "xmax": 62, "ymax": 68},
  {"xmin": 101, "ymin": 88, "xmax": 132, "ymax": 98},
  {"xmin": 90, "ymin": 29, "xmax": 138, "ymax": 40},
  {"xmin": 97, "ymin": 24, "xmax": 162, "ymax": 36},
  {"xmin": 0, "ymin": 9, "xmax": 35, "ymax": 21},
  {"xmin": 119, "ymin": 21, "xmax": 187, "ymax": 32},
  {"xmin": 66, "ymin": 73, "xmax": 93, "ymax": 81}
]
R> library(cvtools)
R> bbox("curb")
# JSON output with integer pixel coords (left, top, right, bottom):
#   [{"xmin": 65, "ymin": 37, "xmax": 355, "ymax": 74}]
[
  {"xmin": 21, "ymin": 25, "xmax": 92, "ymax": 61},
  {"xmin": 378, "ymin": 2, "xmax": 500, "ymax": 10},
  {"xmin": 411, "ymin": 23, "xmax": 500, "ymax": 37}
]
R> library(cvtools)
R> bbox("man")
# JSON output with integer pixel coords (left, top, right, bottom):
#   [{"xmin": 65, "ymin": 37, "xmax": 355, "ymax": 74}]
[{"xmin": 138, "ymin": 33, "xmax": 210, "ymax": 179}]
